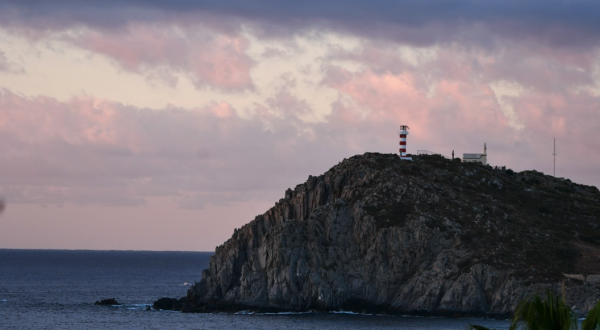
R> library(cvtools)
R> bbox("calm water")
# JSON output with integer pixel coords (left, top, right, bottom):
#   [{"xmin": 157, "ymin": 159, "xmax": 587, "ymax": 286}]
[{"xmin": 0, "ymin": 249, "xmax": 509, "ymax": 329}]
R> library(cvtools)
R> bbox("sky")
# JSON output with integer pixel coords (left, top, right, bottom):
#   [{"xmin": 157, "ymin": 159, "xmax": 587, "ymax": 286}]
[{"xmin": 0, "ymin": 0, "xmax": 599, "ymax": 251}]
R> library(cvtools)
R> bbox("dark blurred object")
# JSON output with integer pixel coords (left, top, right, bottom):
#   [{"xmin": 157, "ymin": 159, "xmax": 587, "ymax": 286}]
[{"xmin": 94, "ymin": 298, "xmax": 120, "ymax": 305}]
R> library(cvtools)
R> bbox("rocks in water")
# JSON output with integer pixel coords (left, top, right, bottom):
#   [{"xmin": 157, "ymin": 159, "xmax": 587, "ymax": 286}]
[
  {"xmin": 164, "ymin": 153, "xmax": 600, "ymax": 315},
  {"xmin": 153, "ymin": 297, "xmax": 184, "ymax": 311},
  {"xmin": 94, "ymin": 298, "xmax": 120, "ymax": 306}
]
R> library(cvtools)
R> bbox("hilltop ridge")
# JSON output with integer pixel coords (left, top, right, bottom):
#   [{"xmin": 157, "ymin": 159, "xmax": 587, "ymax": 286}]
[{"xmin": 155, "ymin": 153, "xmax": 600, "ymax": 316}]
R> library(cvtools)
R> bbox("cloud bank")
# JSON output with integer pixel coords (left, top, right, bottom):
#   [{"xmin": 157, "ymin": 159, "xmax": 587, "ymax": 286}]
[
  {"xmin": 0, "ymin": 0, "xmax": 599, "ymax": 250},
  {"xmin": 1, "ymin": 49, "xmax": 598, "ymax": 207},
  {"xmin": 2, "ymin": 0, "xmax": 600, "ymax": 49}
]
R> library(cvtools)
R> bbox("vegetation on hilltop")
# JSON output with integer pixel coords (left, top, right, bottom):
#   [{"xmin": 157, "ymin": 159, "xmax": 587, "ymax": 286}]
[{"xmin": 354, "ymin": 153, "xmax": 600, "ymax": 281}]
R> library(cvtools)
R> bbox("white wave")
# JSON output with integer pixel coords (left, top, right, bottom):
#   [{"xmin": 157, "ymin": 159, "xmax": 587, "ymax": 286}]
[
  {"xmin": 119, "ymin": 303, "xmax": 152, "ymax": 310},
  {"xmin": 0, "ymin": 299, "xmax": 7, "ymax": 302},
  {"xmin": 234, "ymin": 310, "xmax": 314, "ymax": 315},
  {"xmin": 235, "ymin": 310, "xmax": 367, "ymax": 316},
  {"xmin": 261, "ymin": 311, "xmax": 313, "ymax": 315},
  {"xmin": 331, "ymin": 311, "xmax": 362, "ymax": 315}
]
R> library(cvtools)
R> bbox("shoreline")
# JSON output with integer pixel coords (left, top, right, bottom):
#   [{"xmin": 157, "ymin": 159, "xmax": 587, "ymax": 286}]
[{"xmin": 152, "ymin": 296, "xmax": 512, "ymax": 320}]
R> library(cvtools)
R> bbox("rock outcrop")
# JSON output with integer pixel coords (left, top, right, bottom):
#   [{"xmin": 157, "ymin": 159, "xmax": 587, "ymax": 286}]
[
  {"xmin": 166, "ymin": 153, "xmax": 600, "ymax": 315},
  {"xmin": 94, "ymin": 298, "xmax": 121, "ymax": 306}
]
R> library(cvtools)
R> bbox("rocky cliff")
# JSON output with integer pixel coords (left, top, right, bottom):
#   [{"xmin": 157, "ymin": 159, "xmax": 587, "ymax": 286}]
[{"xmin": 159, "ymin": 153, "xmax": 600, "ymax": 316}]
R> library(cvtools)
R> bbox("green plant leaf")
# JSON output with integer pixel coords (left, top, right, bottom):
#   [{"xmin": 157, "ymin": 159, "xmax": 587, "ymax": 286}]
[
  {"xmin": 582, "ymin": 300, "xmax": 600, "ymax": 330},
  {"xmin": 509, "ymin": 291, "xmax": 577, "ymax": 330},
  {"xmin": 467, "ymin": 325, "xmax": 496, "ymax": 330}
]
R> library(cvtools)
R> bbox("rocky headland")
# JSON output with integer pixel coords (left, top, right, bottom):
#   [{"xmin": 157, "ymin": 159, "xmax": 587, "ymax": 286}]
[{"xmin": 155, "ymin": 153, "xmax": 600, "ymax": 316}]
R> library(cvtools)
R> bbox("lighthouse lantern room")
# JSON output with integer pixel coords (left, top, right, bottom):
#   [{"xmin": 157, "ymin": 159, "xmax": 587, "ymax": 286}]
[{"xmin": 398, "ymin": 125, "xmax": 412, "ymax": 160}]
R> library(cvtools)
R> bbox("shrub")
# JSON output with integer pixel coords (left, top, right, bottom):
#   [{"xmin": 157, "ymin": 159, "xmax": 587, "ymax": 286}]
[{"xmin": 468, "ymin": 291, "xmax": 600, "ymax": 330}]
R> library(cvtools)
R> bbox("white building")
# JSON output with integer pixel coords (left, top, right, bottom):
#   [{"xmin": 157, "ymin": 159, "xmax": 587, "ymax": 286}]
[{"xmin": 463, "ymin": 143, "xmax": 487, "ymax": 165}]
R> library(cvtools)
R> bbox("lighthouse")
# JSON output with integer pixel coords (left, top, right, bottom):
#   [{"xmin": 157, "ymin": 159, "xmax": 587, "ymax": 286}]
[{"xmin": 398, "ymin": 125, "xmax": 412, "ymax": 160}]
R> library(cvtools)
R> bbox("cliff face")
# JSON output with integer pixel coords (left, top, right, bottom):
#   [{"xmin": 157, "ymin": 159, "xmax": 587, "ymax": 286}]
[{"xmin": 179, "ymin": 153, "xmax": 600, "ymax": 315}]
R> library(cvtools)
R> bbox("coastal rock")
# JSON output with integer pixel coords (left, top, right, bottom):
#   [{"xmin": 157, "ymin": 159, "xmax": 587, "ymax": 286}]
[
  {"xmin": 153, "ymin": 297, "xmax": 184, "ymax": 311},
  {"xmin": 94, "ymin": 298, "xmax": 120, "ymax": 306},
  {"xmin": 176, "ymin": 153, "xmax": 600, "ymax": 315}
]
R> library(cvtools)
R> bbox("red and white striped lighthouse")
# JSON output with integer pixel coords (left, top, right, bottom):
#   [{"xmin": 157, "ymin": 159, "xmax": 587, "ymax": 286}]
[{"xmin": 398, "ymin": 125, "xmax": 412, "ymax": 160}]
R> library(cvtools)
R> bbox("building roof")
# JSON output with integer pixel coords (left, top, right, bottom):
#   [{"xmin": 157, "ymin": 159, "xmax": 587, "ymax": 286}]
[{"xmin": 463, "ymin": 153, "xmax": 485, "ymax": 159}]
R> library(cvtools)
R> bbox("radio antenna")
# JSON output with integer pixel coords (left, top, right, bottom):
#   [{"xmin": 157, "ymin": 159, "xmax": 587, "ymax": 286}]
[{"xmin": 552, "ymin": 137, "xmax": 557, "ymax": 177}]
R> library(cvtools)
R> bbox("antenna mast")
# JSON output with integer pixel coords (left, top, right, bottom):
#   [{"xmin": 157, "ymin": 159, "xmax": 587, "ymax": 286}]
[{"xmin": 552, "ymin": 137, "xmax": 557, "ymax": 177}]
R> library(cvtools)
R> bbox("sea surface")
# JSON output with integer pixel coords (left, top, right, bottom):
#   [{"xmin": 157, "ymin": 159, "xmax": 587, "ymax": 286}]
[{"xmin": 0, "ymin": 249, "xmax": 510, "ymax": 329}]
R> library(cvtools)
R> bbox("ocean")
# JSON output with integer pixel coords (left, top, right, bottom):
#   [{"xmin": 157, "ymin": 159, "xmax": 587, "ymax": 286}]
[{"xmin": 0, "ymin": 249, "xmax": 509, "ymax": 329}]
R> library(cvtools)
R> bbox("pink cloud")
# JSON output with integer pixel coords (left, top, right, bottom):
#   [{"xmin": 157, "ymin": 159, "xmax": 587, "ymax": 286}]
[
  {"xmin": 73, "ymin": 24, "xmax": 254, "ymax": 90},
  {"xmin": 2, "ymin": 30, "xmax": 600, "ymax": 212},
  {"xmin": 0, "ymin": 90, "xmax": 347, "ymax": 208},
  {"xmin": 0, "ymin": 63, "xmax": 599, "ymax": 214},
  {"xmin": 320, "ymin": 41, "xmax": 600, "ymax": 185},
  {"xmin": 323, "ymin": 68, "xmax": 507, "ymax": 147},
  {"xmin": 3, "ymin": 1, "xmax": 600, "ymax": 251}
]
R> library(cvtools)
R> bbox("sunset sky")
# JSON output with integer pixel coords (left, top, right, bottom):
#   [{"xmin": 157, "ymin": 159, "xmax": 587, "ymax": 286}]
[{"xmin": 1, "ymin": 0, "xmax": 599, "ymax": 251}]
